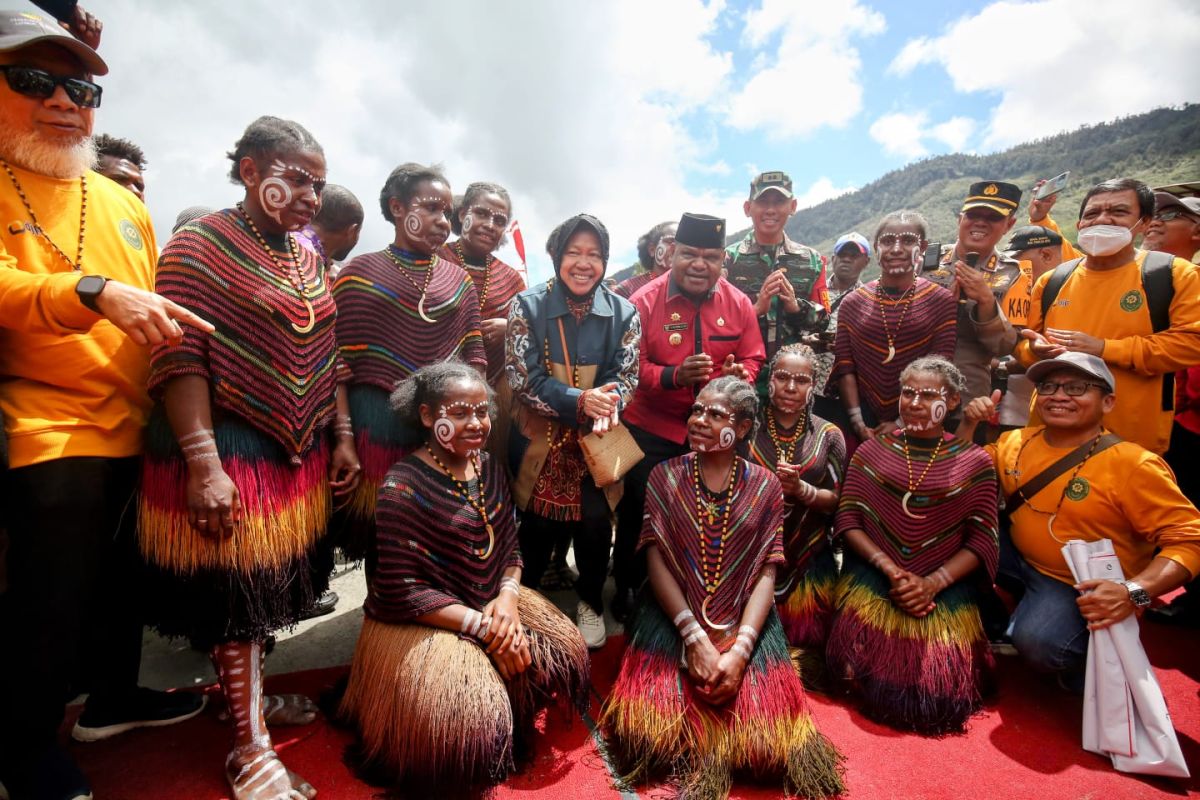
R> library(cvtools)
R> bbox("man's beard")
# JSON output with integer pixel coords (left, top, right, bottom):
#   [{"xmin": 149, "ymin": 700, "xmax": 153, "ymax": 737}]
[{"xmin": 0, "ymin": 115, "xmax": 95, "ymax": 179}]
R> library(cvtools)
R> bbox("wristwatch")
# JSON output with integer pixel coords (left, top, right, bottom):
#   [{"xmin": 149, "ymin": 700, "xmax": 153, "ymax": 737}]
[
  {"xmin": 1120, "ymin": 580, "xmax": 1152, "ymax": 609},
  {"xmin": 75, "ymin": 275, "xmax": 109, "ymax": 312}
]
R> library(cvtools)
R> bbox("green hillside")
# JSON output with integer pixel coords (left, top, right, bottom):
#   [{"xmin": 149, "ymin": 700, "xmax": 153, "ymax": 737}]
[{"xmin": 749, "ymin": 105, "xmax": 1200, "ymax": 276}]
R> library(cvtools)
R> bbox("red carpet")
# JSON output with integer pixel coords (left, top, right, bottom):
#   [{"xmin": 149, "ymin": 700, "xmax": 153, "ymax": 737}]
[{"xmin": 71, "ymin": 618, "xmax": 1198, "ymax": 799}]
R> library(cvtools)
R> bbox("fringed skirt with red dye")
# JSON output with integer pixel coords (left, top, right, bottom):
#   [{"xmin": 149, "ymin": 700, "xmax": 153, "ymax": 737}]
[
  {"xmin": 600, "ymin": 599, "xmax": 845, "ymax": 800},
  {"xmin": 330, "ymin": 384, "xmax": 410, "ymax": 561},
  {"xmin": 338, "ymin": 587, "xmax": 590, "ymax": 798},
  {"xmin": 825, "ymin": 556, "xmax": 995, "ymax": 735},
  {"xmin": 776, "ymin": 545, "xmax": 839, "ymax": 690},
  {"xmin": 138, "ymin": 408, "xmax": 333, "ymax": 648}
]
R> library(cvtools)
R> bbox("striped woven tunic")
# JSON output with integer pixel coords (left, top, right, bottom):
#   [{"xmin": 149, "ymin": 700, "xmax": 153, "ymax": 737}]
[
  {"xmin": 438, "ymin": 243, "xmax": 526, "ymax": 384},
  {"xmin": 835, "ymin": 431, "xmax": 999, "ymax": 577},
  {"xmin": 333, "ymin": 247, "xmax": 487, "ymax": 390},
  {"xmin": 639, "ymin": 454, "xmax": 785, "ymax": 636},
  {"xmin": 367, "ymin": 453, "xmax": 522, "ymax": 623},
  {"xmin": 149, "ymin": 209, "xmax": 345, "ymax": 456},
  {"xmin": 747, "ymin": 413, "xmax": 846, "ymax": 590},
  {"xmin": 613, "ymin": 269, "xmax": 663, "ymax": 300},
  {"xmin": 832, "ymin": 278, "xmax": 956, "ymax": 424}
]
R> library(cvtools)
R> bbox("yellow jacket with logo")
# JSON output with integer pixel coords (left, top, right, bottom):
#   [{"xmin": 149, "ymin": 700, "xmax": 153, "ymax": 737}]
[
  {"xmin": 0, "ymin": 165, "xmax": 158, "ymax": 468},
  {"xmin": 1016, "ymin": 252, "xmax": 1200, "ymax": 454}
]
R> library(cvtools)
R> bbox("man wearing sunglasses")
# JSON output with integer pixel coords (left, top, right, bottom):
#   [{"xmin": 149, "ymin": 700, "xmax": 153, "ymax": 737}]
[
  {"xmin": 0, "ymin": 11, "xmax": 213, "ymax": 800},
  {"xmin": 959, "ymin": 352, "xmax": 1200, "ymax": 692}
]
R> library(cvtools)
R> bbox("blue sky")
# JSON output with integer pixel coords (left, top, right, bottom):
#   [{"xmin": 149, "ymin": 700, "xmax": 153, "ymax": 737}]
[{"xmin": 22, "ymin": 0, "xmax": 1199, "ymax": 279}]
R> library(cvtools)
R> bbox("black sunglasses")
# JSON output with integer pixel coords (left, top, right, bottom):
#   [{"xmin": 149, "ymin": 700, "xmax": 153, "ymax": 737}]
[{"xmin": 0, "ymin": 66, "xmax": 102, "ymax": 108}]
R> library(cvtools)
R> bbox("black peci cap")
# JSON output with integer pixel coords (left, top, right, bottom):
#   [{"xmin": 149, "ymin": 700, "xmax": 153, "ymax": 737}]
[{"xmin": 675, "ymin": 212, "xmax": 726, "ymax": 249}]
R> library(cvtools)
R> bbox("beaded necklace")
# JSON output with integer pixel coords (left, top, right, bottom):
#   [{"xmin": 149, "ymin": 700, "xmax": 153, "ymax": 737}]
[
  {"xmin": 874, "ymin": 281, "xmax": 916, "ymax": 365},
  {"xmin": 543, "ymin": 278, "xmax": 580, "ymax": 452},
  {"xmin": 451, "ymin": 239, "xmax": 494, "ymax": 311},
  {"xmin": 424, "ymin": 444, "xmax": 494, "ymax": 559},
  {"xmin": 238, "ymin": 203, "xmax": 314, "ymax": 334},
  {"xmin": 3, "ymin": 159, "xmax": 86, "ymax": 271},
  {"xmin": 384, "ymin": 245, "xmax": 440, "ymax": 324},
  {"xmin": 1013, "ymin": 428, "xmax": 1104, "ymax": 543},
  {"xmin": 691, "ymin": 452, "xmax": 740, "ymax": 630},
  {"xmin": 766, "ymin": 407, "xmax": 806, "ymax": 465},
  {"xmin": 900, "ymin": 432, "xmax": 943, "ymax": 520}
]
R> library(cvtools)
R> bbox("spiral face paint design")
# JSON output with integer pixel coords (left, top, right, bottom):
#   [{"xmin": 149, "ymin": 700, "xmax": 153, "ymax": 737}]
[
  {"xmin": 931, "ymin": 399, "xmax": 947, "ymax": 424},
  {"xmin": 718, "ymin": 427, "xmax": 737, "ymax": 450},
  {"xmin": 405, "ymin": 212, "xmax": 423, "ymax": 236},
  {"xmin": 655, "ymin": 242, "xmax": 667, "ymax": 263},
  {"xmin": 258, "ymin": 178, "xmax": 292, "ymax": 226},
  {"xmin": 900, "ymin": 385, "xmax": 948, "ymax": 432},
  {"xmin": 767, "ymin": 382, "xmax": 776, "ymax": 399},
  {"xmin": 461, "ymin": 213, "xmax": 473, "ymax": 234},
  {"xmin": 433, "ymin": 405, "xmax": 456, "ymax": 449}
]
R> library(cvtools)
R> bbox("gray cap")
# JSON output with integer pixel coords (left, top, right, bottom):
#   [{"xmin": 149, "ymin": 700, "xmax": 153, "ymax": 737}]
[
  {"xmin": 1026, "ymin": 352, "xmax": 1115, "ymax": 393},
  {"xmin": 1154, "ymin": 191, "xmax": 1200, "ymax": 218},
  {"xmin": 0, "ymin": 10, "xmax": 107, "ymax": 75}
]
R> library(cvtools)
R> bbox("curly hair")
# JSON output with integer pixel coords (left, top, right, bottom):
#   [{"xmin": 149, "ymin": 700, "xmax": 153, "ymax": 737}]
[
  {"xmin": 388, "ymin": 359, "xmax": 494, "ymax": 447},
  {"xmin": 312, "ymin": 184, "xmax": 363, "ymax": 231},
  {"xmin": 93, "ymin": 134, "xmax": 147, "ymax": 170},
  {"xmin": 872, "ymin": 209, "xmax": 929, "ymax": 246},
  {"xmin": 899, "ymin": 355, "xmax": 967, "ymax": 396},
  {"xmin": 450, "ymin": 181, "xmax": 512, "ymax": 236},
  {"xmin": 702, "ymin": 375, "xmax": 760, "ymax": 441},
  {"xmin": 226, "ymin": 116, "xmax": 322, "ymax": 186},
  {"xmin": 767, "ymin": 342, "xmax": 817, "ymax": 375},
  {"xmin": 378, "ymin": 162, "xmax": 448, "ymax": 223}
]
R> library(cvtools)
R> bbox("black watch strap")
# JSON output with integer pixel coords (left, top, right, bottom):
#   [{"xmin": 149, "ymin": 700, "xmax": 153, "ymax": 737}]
[{"xmin": 76, "ymin": 275, "xmax": 109, "ymax": 312}]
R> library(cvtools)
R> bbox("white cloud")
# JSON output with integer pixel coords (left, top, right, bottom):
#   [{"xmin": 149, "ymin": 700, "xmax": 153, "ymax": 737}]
[
  {"xmin": 869, "ymin": 112, "xmax": 931, "ymax": 158},
  {"xmin": 868, "ymin": 112, "xmax": 977, "ymax": 159},
  {"xmin": 887, "ymin": 0, "xmax": 1200, "ymax": 149},
  {"xmin": 59, "ymin": 0, "xmax": 738, "ymax": 281},
  {"xmin": 726, "ymin": 0, "xmax": 886, "ymax": 138},
  {"xmin": 794, "ymin": 177, "xmax": 856, "ymax": 209}
]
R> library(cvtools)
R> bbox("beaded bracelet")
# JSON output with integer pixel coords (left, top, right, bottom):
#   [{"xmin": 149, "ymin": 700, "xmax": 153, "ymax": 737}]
[
  {"xmin": 934, "ymin": 566, "xmax": 953, "ymax": 590},
  {"xmin": 186, "ymin": 452, "xmax": 220, "ymax": 463}
]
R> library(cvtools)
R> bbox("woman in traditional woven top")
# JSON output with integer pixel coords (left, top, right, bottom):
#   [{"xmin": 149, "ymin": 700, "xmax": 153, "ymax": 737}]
[
  {"xmin": 826, "ymin": 356, "xmax": 999, "ymax": 734},
  {"xmin": 505, "ymin": 214, "xmax": 640, "ymax": 649},
  {"xmin": 601, "ymin": 376, "xmax": 844, "ymax": 800},
  {"xmin": 833, "ymin": 210, "xmax": 957, "ymax": 443},
  {"xmin": 337, "ymin": 360, "xmax": 589, "ymax": 798},
  {"xmin": 139, "ymin": 116, "xmax": 361, "ymax": 800},
  {"xmin": 330, "ymin": 163, "xmax": 486, "ymax": 560},
  {"xmin": 746, "ymin": 344, "xmax": 846, "ymax": 687}
]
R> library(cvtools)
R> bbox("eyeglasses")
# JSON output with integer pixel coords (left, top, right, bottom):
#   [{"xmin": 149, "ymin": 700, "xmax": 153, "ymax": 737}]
[
  {"xmin": 877, "ymin": 233, "xmax": 921, "ymax": 249},
  {"xmin": 468, "ymin": 206, "xmax": 509, "ymax": 228},
  {"xmin": 1153, "ymin": 209, "xmax": 1198, "ymax": 223},
  {"xmin": 1036, "ymin": 380, "xmax": 1106, "ymax": 397},
  {"xmin": 0, "ymin": 66, "xmax": 102, "ymax": 108}
]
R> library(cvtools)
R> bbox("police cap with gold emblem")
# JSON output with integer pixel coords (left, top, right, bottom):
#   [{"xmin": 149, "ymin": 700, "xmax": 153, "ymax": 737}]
[
  {"xmin": 675, "ymin": 212, "xmax": 726, "ymax": 249},
  {"xmin": 961, "ymin": 181, "xmax": 1022, "ymax": 217}
]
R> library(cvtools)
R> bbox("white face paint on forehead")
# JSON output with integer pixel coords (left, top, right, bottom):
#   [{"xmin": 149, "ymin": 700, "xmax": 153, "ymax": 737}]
[{"xmin": 269, "ymin": 158, "xmax": 318, "ymax": 183}]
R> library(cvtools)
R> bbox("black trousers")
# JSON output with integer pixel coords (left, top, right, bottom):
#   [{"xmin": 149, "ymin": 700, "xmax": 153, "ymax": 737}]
[
  {"xmin": 519, "ymin": 478, "xmax": 612, "ymax": 613},
  {"xmin": 612, "ymin": 424, "xmax": 689, "ymax": 594},
  {"xmin": 0, "ymin": 457, "xmax": 144, "ymax": 768}
]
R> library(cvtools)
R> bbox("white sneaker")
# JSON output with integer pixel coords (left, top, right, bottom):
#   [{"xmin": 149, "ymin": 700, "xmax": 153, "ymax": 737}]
[{"xmin": 576, "ymin": 601, "xmax": 607, "ymax": 649}]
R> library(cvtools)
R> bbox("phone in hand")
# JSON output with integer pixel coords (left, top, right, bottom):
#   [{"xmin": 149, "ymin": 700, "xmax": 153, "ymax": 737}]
[
  {"xmin": 921, "ymin": 241, "xmax": 941, "ymax": 272},
  {"xmin": 1035, "ymin": 171, "xmax": 1070, "ymax": 200}
]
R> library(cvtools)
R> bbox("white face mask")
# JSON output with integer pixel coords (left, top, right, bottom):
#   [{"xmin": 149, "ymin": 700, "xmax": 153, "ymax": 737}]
[{"xmin": 1077, "ymin": 224, "xmax": 1132, "ymax": 257}]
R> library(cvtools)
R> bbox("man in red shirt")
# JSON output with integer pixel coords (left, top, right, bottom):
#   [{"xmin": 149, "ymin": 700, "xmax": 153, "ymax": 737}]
[{"xmin": 610, "ymin": 212, "xmax": 766, "ymax": 620}]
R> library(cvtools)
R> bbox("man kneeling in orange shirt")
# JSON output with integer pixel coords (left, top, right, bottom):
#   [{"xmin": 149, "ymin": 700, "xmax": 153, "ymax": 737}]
[{"xmin": 959, "ymin": 352, "xmax": 1200, "ymax": 692}]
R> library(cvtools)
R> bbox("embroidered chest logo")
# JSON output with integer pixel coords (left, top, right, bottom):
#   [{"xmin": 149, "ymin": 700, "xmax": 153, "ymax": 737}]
[
  {"xmin": 1119, "ymin": 290, "xmax": 1144, "ymax": 312},
  {"xmin": 119, "ymin": 219, "xmax": 143, "ymax": 251},
  {"xmin": 1065, "ymin": 477, "xmax": 1090, "ymax": 501}
]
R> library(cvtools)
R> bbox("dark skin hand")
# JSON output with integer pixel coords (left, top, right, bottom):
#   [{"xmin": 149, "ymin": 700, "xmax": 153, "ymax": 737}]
[{"xmin": 676, "ymin": 354, "xmax": 715, "ymax": 386}]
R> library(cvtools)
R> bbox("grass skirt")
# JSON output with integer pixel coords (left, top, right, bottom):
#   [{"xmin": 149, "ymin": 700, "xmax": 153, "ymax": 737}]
[
  {"xmin": 825, "ymin": 557, "xmax": 994, "ymax": 735},
  {"xmin": 338, "ymin": 587, "xmax": 590, "ymax": 797},
  {"xmin": 138, "ymin": 408, "xmax": 333, "ymax": 647},
  {"xmin": 330, "ymin": 384, "xmax": 410, "ymax": 560},
  {"xmin": 776, "ymin": 546, "xmax": 839, "ymax": 690},
  {"xmin": 600, "ymin": 600, "xmax": 845, "ymax": 800}
]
